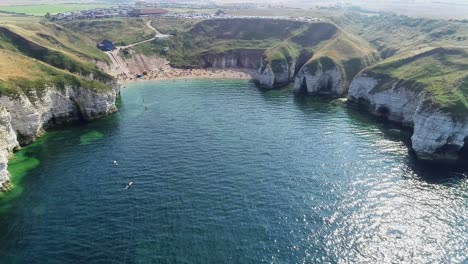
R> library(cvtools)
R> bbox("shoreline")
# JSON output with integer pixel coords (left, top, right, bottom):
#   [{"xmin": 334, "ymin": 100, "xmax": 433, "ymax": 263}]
[{"xmin": 115, "ymin": 66, "xmax": 257, "ymax": 83}]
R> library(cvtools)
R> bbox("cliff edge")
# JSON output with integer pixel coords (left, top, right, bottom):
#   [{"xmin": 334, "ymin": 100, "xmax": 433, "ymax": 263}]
[
  {"xmin": 0, "ymin": 18, "xmax": 119, "ymax": 191},
  {"xmin": 348, "ymin": 48, "xmax": 468, "ymax": 160}
]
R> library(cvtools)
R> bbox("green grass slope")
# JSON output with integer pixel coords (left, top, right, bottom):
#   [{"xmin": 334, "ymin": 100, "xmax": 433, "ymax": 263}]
[
  {"xmin": 158, "ymin": 18, "xmax": 361, "ymax": 69},
  {"xmin": 336, "ymin": 12, "xmax": 468, "ymax": 59},
  {"xmin": 0, "ymin": 15, "xmax": 113, "ymax": 96},
  {"xmin": 60, "ymin": 18, "xmax": 155, "ymax": 46},
  {"xmin": 365, "ymin": 47, "xmax": 468, "ymax": 115},
  {"xmin": 296, "ymin": 24, "xmax": 379, "ymax": 87}
]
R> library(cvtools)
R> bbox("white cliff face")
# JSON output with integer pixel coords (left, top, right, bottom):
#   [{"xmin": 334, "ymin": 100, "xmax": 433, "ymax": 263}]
[
  {"xmin": 0, "ymin": 84, "xmax": 119, "ymax": 191},
  {"xmin": 255, "ymin": 63, "xmax": 275, "ymax": 88},
  {"xmin": 0, "ymin": 107, "xmax": 19, "ymax": 191},
  {"xmin": 204, "ymin": 50, "xmax": 263, "ymax": 69},
  {"xmin": 348, "ymin": 74, "xmax": 468, "ymax": 160},
  {"xmin": 293, "ymin": 66, "xmax": 343, "ymax": 96},
  {"xmin": 255, "ymin": 58, "xmax": 297, "ymax": 89},
  {"xmin": 412, "ymin": 110, "xmax": 468, "ymax": 160},
  {"xmin": 348, "ymin": 76, "xmax": 422, "ymax": 126},
  {"xmin": 0, "ymin": 86, "xmax": 118, "ymax": 144}
]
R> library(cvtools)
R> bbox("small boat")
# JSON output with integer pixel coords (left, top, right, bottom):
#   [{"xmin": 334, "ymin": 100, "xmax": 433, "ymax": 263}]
[{"xmin": 114, "ymin": 160, "xmax": 118, "ymax": 166}]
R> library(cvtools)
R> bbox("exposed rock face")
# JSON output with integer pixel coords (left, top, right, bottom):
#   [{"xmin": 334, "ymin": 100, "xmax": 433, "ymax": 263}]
[
  {"xmin": 347, "ymin": 76, "xmax": 420, "ymax": 126},
  {"xmin": 202, "ymin": 49, "xmax": 264, "ymax": 69},
  {"xmin": 254, "ymin": 50, "xmax": 312, "ymax": 89},
  {"xmin": 0, "ymin": 107, "xmax": 19, "ymax": 192},
  {"xmin": 255, "ymin": 58, "xmax": 297, "ymax": 89},
  {"xmin": 293, "ymin": 65, "xmax": 344, "ymax": 96},
  {"xmin": 348, "ymin": 74, "xmax": 468, "ymax": 160},
  {"xmin": 412, "ymin": 110, "xmax": 468, "ymax": 160},
  {"xmin": 0, "ymin": 84, "xmax": 119, "ymax": 190}
]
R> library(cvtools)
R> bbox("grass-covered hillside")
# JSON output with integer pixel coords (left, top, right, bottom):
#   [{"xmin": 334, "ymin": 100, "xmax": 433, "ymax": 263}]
[
  {"xmin": 148, "ymin": 17, "xmax": 376, "ymax": 76},
  {"xmin": 0, "ymin": 15, "xmax": 113, "ymax": 96},
  {"xmin": 163, "ymin": 18, "xmax": 313, "ymax": 67},
  {"xmin": 364, "ymin": 47, "xmax": 468, "ymax": 115},
  {"xmin": 335, "ymin": 13, "xmax": 468, "ymax": 115},
  {"xmin": 298, "ymin": 27, "xmax": 379, "ymax": 87},
  {"xmin": 336, "ymin": 13, "xmax": 468, "ymax": 59},
  {"xmin": 60, "ymin": 18, "xmax": 155, "ymax": 46}
]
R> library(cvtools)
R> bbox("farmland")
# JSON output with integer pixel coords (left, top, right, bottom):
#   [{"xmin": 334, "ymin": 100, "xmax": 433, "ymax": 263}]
[{"xmin": 0, "ymin": 4, "xmax": 113, "ymax": 16}]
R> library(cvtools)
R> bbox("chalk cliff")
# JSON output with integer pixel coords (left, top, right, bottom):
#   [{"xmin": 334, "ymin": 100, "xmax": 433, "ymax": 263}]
[
  {"xmin": 255, "ymin": 56, "xmax": 298, "ymax": 89},
  {"xmin": 293, "ymin": 64, "xmax": 344, "ymax": 96},
  {"xmin": 348, "ymin": 74, "xmax": 468, "ymax": 160},
  {"xmin": 0, "ymin": 85, "xmax": 119, "ymax": 191},
  {"xmin": 202, "ymin": 49, "xmax": 264, "ymax": 69},
  {"xmin": 0, "ymin": 107, "xmax": 19, "ymax": 191}
]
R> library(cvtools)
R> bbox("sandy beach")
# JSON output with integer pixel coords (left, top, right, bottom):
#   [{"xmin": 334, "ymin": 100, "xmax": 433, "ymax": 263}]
[{"xmin": 116, "ymin": 64, "xmax": 256, "ymax": 83}]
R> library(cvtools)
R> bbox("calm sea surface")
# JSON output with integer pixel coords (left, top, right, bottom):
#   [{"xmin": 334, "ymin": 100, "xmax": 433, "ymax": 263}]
[{"xmin": 0, "ymin": 79, "xmax": 467, "ymax": 263}]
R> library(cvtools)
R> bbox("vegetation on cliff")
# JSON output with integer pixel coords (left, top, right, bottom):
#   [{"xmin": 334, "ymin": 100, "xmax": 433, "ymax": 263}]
[
  {"xmin": 53, "ymin": 12, "xmax": 468, "ymax": 118},
  {"xmin": 365, "ymin": 47, "xmax": 468, "ymax": 115},
  {"xmin": 60, "ymin": 18, "xmax": 155, "ymax": 46},
  {"xmin": 335, "ymin": 12, "xmax": 468, "ymax": 58},
  {"xmin": 335, "ymin": 13, "xmax": 468, "ymax": 115},
  {"xmin": 0, "ymin": 15, "xmax": 113, "ymax": 96},
  {"xmin": 147, "ymin": 17, "xmax": 377, "ymax": 79}
]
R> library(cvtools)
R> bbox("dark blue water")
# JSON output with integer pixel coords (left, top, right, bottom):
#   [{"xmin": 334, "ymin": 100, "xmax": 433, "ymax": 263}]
[{"xmin": 0, "ymin": 79, "xmax": 467, "ymax": 263}]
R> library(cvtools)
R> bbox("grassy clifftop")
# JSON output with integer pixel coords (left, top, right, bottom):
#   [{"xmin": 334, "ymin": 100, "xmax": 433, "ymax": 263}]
[
  {"xmin": 0, "ymin": 15, "xmax": 113, "ymax": 96},
  {"xmin": 336, "ymin": 13, "xmax": 468, "ymax": 59},
  {"xmin": 365, "ymin": 47, "xmax": 468, "ymax": 115},
  {"xmin": 335, "ymin": 13, "xmax": 468, "ymax": 115},
  {"xmin": 60, "ymin": 18, "xmax": 155, "ymax": 46},
  {"xmin": 0, "ymin": 50, "xmax": 110, "ymax": 96},
  {"xmin": 301, "ymin": 29, "xmax": 379, "ymax": 87},
  {"xmin": 156, "ymin": 18, "xmax": 361, "ymax": 69}
]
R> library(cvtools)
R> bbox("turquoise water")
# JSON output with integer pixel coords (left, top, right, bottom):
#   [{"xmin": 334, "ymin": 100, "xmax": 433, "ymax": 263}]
[{"xmin": 0, "ymin": 79, "xmax": 467, "ymax": 263}]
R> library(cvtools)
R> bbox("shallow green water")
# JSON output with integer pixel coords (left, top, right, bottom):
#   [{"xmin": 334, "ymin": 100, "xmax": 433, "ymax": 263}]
[{"xmin": 0, "ymin": 79, "xmax": 467, "ymax": 263}]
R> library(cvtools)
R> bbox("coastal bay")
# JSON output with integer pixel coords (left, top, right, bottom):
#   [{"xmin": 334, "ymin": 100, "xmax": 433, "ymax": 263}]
[{"xmin": 0, "ymin": 79, "xmax": 466, "ymax": 263}]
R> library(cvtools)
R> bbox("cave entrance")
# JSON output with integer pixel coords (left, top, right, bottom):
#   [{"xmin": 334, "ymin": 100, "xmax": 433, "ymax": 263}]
[
  {"xmin": 320, "ymin": 78, "xmax": 333, "ymax": 93},
  {"xmin": 377, "ymin": 106, "xmax": 390, "ymax": 118},
  {"xmin": 459, "ymin": 136, "xmax": 468, "ymax": 160},
  {"xmin": 297, "ymin": 77, "xmax": 308, "ymax": 94}
]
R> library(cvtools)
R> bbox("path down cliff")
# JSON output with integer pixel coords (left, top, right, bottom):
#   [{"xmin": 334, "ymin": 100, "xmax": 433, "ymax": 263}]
[{"xmin": 105, "ymin": 21, "xmax": 170, "ymax": 78}]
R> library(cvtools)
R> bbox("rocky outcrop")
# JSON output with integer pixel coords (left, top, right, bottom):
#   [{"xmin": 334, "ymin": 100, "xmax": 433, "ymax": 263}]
[
  {"xmin": 255, "ymin": 57, "xmax": 297, "ymax": 89},
  {"xmin": 0, "ymin": 84, "xmax": 119, "ymax": 190},
  {"xmin": 254, "ymin": 49, "xmax": 312, "ymax": 89},
  {"xmin": 412, "ymin": 110, "xmax": 468, "ymax": 160},
  {"xmin": 202, "ymin": 49, "xmax": 264, "ymax": 69},
  {"xmin": 348, "ymin": 74, "xmax": 468, "ymax": 161},
  {"xmin": 293, "ymin": 65, "xmax": 344, "ymax": 96},
  {"xmin": 0, "ymin": 107, "xmax": 19, "ymax": 191}
]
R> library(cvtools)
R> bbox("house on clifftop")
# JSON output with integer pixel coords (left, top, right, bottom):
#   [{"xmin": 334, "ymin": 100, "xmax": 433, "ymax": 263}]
[
  {"xmin": 97, "ymin": 40, "xmax": 115, "ymax": 51},
  {"xmin": 128, "ymin": 8, "xmax": 168, "ymax": 17}
]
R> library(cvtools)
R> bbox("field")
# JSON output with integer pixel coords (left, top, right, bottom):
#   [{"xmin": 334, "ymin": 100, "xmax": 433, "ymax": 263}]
[
  {"xmin": 60, "ymin": 18, "xmax": 155, "ymax": 46},
  {"xmin": 0, "ymin": 4, "xmax": 113, "ymax": 16}
]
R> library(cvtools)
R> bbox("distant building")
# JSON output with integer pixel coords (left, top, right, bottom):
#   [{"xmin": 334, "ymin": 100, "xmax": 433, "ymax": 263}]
[
  {"xmin": 128, "ymin": 8, "xmax": 168, "ymax": 17},
  {"xmin": 97, "ymin": 40, "xmax": 115, "ymax": 51},
  {"xmin": 215, "ymin": 9, "xmax": 225, "ymax": 16}
]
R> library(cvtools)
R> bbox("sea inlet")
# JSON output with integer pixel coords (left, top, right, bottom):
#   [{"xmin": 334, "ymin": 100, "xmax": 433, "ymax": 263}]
[{"xmin": 0, "ymin": 79, "xmax": 466, "ymax": 263}]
